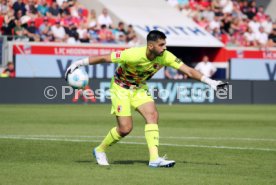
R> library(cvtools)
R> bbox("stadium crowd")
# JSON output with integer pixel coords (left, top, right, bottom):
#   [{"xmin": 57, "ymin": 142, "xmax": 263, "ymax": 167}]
[
  {"xmin": 0, "ymin": 0, "xmax": 140, "ymax": 46},
  {"xmin": 0, "ymin": 0, "xmax": 275, "ymax": 47},
  {"xmin": 167, "ymin": 0, "xmax": 276, "ymax": 47}
]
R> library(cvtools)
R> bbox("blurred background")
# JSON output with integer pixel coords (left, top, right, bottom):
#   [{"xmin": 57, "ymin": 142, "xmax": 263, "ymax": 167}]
[{"xmin": 0, "ymin": 0, "xmax": 276, "ymax": 104}]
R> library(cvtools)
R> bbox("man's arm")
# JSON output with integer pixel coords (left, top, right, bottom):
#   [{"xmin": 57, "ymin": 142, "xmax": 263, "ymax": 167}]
[
  {"xmin": 178, "ymin": 63, "xmax": 202, "ymax": 81},
  {"xmin": 178, "ymin": 64, "xmax": 227, "ymax": 91},
  {"xmin": 87, "ymin": 55, "xmax": 112, "ymax": 65},
  {"xmin": 65, "ymin": 55, "xmax": 111, "ymax": 80}
]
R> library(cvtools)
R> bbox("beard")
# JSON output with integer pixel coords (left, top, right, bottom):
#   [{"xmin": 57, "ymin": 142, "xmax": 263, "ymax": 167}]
[{"xmin": 158, "ymin": 50, "xmax": 165, "ymax": 56}]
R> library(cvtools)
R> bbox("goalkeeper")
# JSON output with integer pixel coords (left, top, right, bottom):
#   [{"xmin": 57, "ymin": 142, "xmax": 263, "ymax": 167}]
[{"xmin": 65, "ymin": 30, "xmax": 226, "ymax": 168}]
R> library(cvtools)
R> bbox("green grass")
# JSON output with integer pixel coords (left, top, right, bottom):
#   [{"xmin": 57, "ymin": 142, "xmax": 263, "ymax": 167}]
[{"xmin": 0, "ymin": 105, "xmax": 276, "ymax": 185}]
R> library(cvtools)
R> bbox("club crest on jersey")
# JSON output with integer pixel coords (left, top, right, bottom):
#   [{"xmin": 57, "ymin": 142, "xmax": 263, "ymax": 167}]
[
  {"xmin": 115, "ymin": 51, "xmax": 121, "ymax": 58},
  {"xmin": 117, "ymin": 105, "xmax": 122, "ymax": 113}
]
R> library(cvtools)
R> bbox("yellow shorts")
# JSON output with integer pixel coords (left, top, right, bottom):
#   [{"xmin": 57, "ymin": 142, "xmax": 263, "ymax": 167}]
[{"xmin": 110, "ymin": 80, "xmax": 154, "ymax": 116}]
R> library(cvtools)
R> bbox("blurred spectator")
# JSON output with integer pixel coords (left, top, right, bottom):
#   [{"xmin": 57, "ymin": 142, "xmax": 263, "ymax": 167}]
[
  {"xmin": 267, "ymin": 28, "xmax": 276, "ymax": 47},
  {"xmin": 24, "ymin": 19, "xmax": 40, "ymax": 41},
  {"xmin": 13, "ymin": 0, "xmax": 26, "ymax": 16},
  {"xmin": 244, "ymin": 27, "xmax": 256, "ymax": 46},
  {"xmin": 25, "ymin": 0, "xmax": 38, "ymax": 17},
  {"xmin": 37, "ymin": 0, "xmax": 49, "ymax": 16},
  {"xmin": 197, "ymin": 17, "xmax": 209, "ymax": 29},
  {"xmin": 88, "ymin": 9, "xmax": 98, "ymax": 29},
  {"xmin": 195, "ymin": 56, "xmax": 216, "ymax": 78},
  {"xmin": 97, "ymin": 8, "xmax": 113, "ymax": 28},
  {"xmin": 51, "ymin": 19, "xmax": 66, "ymax": 42},
  {"xmin": 209, "ymin": 16, "xmax": 220, "ymax": 31},
  {"xmin": 113, "ymin": 21, "xmax": 126, "ymax": 41},
  {"xmin": 69, "ymin": 0, "xmax": 80, "ymax": 17},
  {"xmin": 0, "ymin": 62, "xmax": 15, "ymax": 78},
  {"xmin": 56, "ymin": 0, "xmax": 66, "ymax": 7},
  {"xmin": 65, "ymin": 21, "xmax": 79, "ymax": 42},
  {"xmin": 77, "ymin": 22, "xmax": 90, "ymax": 43},
  {"xmin": 2, "ymin": 9, "xmax": 16, "ymax": 36},
  {"xmin": 15, "ymin": 9, "xmax": 23, "ymax": 20},
  {"xmin": 0, "ymin": 0, "xmax": 8, "ymax": 15},
  {"xmin": 231, "ymin": 2, "xmax": 243, "ymax": 19},
  {"xmin": 255, "ymin": 6, "xmax": 266, "ymax": 22},
  {"xmin": 39, "ymin": 17, "xmax": 54, "ymax": 41},
  {"xmin": 240, "ymin": 1, "xmax": 250, "ymax": 16},
  {"xmin": 126, "ymin": 24, "xmax": 136, "ymax": 42},
  {"xmin": 98, "ymin": 24, "xmax": 115, "ymax": 43},
  {"xmin": 255, "ymin": 26, "xmax": 268, "ymax": 47},
  {"xmin": 48, "ymin": 1, "xmax": 60, "ymax": 17},
  {"xmin": 117, "ymin": 33, "xmax": 127, "ymax": 44},
  {"xmin": 261, "ymin": 15, "xmax": 273, "ymax": 34},
  {"xmin": 88, "ymin": 25, "xmax": 99, "ymax": 43},
  {"xmin": 212, "ymin": 0, "xmax": 224, "ymax": 17},
  {"xmin": 14, "ymin": 19, "xmax": 27, "ymax": 40},
  {"xmin": 246, "ymin": 0, "xmax": 257, "ymax": 20},
  {"xmin": 128, "ymin": 34, "xmax": 140, "ymax": 46},
  {"xmin": 248, "ymin": 16, "xmax": 260, "ymax": 34},
  {"xmin": 220, "ymin": 0, "xmax": 233, "ymax": 14},
  {"xmin": 201, "ymin": 6, "xmax": 215, "ymax": 22},
  {"xmin": 221, "ymin": 14, "xmax": 232, "ymax": 34},
  {"xmin": 229, "ymin": 17, "xmax": 240, "ymax": 35},
  {"xmin": 59, "ymin": 1, "xmax": 70, "ymax": 15}
]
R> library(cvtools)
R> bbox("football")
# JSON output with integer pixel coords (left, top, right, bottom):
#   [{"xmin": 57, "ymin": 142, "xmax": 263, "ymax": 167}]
[{"xmin": 67, "ymin": 68, "xmax": 89, "ymax": 89}]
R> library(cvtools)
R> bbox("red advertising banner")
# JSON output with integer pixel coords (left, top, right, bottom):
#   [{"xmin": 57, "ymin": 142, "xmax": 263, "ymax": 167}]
[
  {"xmin": 13, "ymin": 44, "xmax": 126, "ymax": 56},
  {"xmin": 12, "ymin": 43, "xmax": 276, "ymax": 62},
  {"xmin": 214, "ymin": 48, "xmax": 276, "ymax": 62}
]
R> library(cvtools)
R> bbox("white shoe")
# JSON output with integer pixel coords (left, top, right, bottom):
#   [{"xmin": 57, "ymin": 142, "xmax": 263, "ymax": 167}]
[
  {"xmin": 148, "ymin": 155, "xmax": 175, "ymax": 168},
  {"xmin": 93, "ymin": 148, "xmax": 109, "ymax": 166}
]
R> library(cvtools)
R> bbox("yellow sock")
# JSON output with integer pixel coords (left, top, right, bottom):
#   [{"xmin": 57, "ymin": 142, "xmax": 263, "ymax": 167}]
[
  {"xmin": 145, "ymin": 124, "xmax": 159, "ymax": 161},
  {"xmin": 96, "ymin": 127, "xmax": 122, "ymax": 152}
]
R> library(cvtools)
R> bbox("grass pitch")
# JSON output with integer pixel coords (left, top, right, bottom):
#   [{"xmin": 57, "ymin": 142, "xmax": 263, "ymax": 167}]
[{"xmin": 0, "ymin": 104, "xmax": 275, "ymax": 185}]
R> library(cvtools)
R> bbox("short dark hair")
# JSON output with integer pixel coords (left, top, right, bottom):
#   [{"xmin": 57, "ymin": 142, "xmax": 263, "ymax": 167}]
[{"xmin": 147, "ymin": 30, "xmax": 166, "ymax": 42}]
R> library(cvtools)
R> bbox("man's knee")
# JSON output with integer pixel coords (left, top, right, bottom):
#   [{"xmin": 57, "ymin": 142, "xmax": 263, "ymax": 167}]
[
  {"xmin": 118, "ymin": 125, "xmax": 133, "ymax": 137},
  {"xmin": 116, "ymin": 117, "xmax": 133, "ymax": 137}
]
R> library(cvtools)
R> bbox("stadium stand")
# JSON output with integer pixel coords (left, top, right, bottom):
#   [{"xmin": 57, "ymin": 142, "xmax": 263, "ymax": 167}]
[
  {"xmin": 0, "ymin": 0, "xmax": 138, "ymax": 45},
  {"xmin": 166, "ymin": 0, "xmax": 276, "ymax": 47},
  {"xmin": 0, "ymin": 0, "xmax": 275, "ymax": 48}
]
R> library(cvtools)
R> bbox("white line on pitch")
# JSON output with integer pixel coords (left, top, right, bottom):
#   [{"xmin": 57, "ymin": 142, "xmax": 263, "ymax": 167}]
[
  {"xmin": 0, "ymin": 134, "xmax": 275, "ymax": 142},
  {"xmin": 0, "ymin": 135, "xmax": 275, "ymax": 152}
]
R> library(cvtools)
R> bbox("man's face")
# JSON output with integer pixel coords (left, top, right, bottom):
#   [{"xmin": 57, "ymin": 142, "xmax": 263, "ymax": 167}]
[
  {"xmin": 203, "ymin": 56, "xmax": 208, "ymax": 62},
  {"xmin": 149, "ymin": 39, "xmax": 167, "ymax": 56}
]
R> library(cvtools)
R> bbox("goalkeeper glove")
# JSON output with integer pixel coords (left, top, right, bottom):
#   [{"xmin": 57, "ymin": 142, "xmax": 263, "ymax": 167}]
[
  {"xmin": 201, "ymin": 76, "xmax": 228, "ymax": 91},
  {"xmin": 65, "ymin": 57, "xmax": 89, "ymax": 81}
]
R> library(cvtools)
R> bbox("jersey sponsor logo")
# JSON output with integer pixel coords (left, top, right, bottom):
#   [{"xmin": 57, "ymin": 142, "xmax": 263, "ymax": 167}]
[
  {"xmin": 115, "ymin": 51, "xmax": 121, "ymax": 59},
  {"xmin": 175, "ymin": 58, "xmax": 182, "ymax": 64}
]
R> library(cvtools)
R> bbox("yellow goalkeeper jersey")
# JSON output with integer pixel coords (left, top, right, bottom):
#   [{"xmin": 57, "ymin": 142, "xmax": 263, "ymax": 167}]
[{"xmin": 111, "ymin": 46, "xmax": 183, "ymax": 86}]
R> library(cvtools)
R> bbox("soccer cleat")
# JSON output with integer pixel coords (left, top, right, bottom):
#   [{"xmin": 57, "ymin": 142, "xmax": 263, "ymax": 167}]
[
  {"xmin": 93, "ymin": 148, "xmax": 109, "ymax": 166},
  {"xmin": 148, "ymin": 155, "xmax": 175, "ymax": 168}
]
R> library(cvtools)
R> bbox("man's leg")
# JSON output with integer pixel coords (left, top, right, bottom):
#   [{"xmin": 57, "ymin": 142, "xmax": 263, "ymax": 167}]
[
  {"xmin": 93, "ymin": 79, "xmax": 132, "ymax": 165},
  {"xmin": 94, "ymin": 116, "xmax": 133, "ymax": 166},
  {"xmin": 96, "ymin": 116, "xmax": 133, "ymax": 152},
  {"xmin": 137, "ymin": 102, "xmax": 175, "ymax": 167},
  {"xmin": 136, "ymin": 102, "xmax": 159, "ymax": 161}
]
